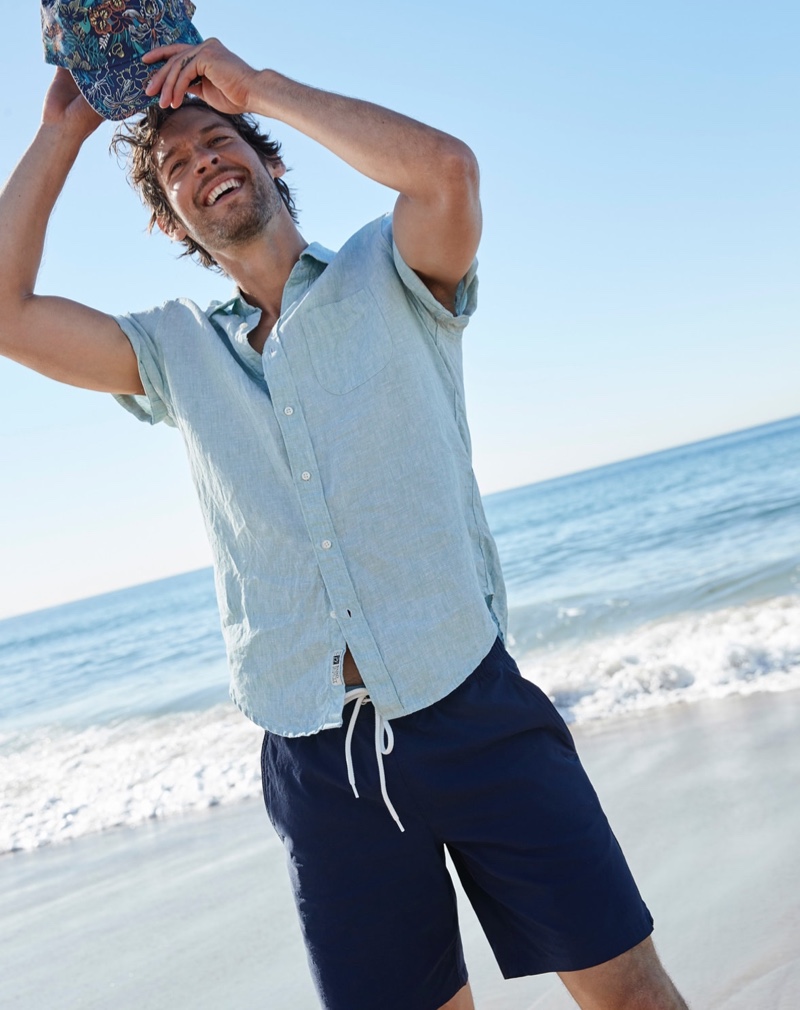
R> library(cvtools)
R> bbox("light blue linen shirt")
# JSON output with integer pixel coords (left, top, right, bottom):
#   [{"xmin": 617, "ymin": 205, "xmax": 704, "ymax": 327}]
[{"xmin": 114, "ymin": 215, "xmax": 507, "ymax": 736}]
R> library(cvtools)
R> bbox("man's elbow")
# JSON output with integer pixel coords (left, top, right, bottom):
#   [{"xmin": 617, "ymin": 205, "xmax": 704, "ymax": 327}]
[{"xmin": 437, "ymin": 139, "xmax": 480, "ymax": 202}]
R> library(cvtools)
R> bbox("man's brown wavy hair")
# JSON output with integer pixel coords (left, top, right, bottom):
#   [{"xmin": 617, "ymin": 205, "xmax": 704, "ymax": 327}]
[{"xmin": 111, "ymin": 98, "xmax": 298, "ymax": 270}]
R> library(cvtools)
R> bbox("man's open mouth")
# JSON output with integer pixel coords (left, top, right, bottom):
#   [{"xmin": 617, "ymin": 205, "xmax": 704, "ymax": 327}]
[{"xmin": 205, "ymin": 178, "xmax": 243, "ymax": 206}]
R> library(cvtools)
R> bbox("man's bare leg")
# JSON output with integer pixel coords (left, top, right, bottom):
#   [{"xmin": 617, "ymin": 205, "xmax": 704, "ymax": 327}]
[
  {"xmin": 558, "ymin": 938, "xmax": 688, "ymax": 1010},
  {"xmin": 437, "ymin": 982, "xmax": 475, "ymax": 1010}
]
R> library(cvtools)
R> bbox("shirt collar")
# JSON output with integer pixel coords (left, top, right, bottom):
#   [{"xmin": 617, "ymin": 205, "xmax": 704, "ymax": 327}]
[
  {"xmin": 208, "ymin": 241, "xmax": 335, "ymax": 323},
  {"xmin": 300, "ymin": 241, "xmax": 335, "ymax": 266}
]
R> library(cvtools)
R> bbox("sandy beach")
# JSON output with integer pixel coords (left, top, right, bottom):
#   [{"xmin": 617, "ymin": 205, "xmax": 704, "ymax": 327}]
[{"xmin": 3, "ymin": 688, "xmax": 798, "ymax": 1009}]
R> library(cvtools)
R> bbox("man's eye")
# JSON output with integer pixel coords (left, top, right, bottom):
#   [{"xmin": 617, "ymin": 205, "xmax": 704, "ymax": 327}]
[{"xmin": 169, "ymin": 160, "xmax": 185, "ymax": 176}]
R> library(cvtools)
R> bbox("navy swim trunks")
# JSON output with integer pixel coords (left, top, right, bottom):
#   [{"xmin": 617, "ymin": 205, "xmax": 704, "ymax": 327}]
[{"xmin": 260, "ymin": 637, "xmax": 654, "ymax": 1010}]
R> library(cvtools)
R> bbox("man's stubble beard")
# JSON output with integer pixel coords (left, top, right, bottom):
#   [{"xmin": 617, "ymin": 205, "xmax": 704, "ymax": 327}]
[{"xmin": 183, "ymin": 168, "xmax": 283, "ymax": 254}]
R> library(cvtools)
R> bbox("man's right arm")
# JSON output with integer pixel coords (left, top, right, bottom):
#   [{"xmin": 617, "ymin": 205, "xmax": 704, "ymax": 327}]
[{"xmin": 0, "ymin": 69, "xmax": 144, "ymax": 395}]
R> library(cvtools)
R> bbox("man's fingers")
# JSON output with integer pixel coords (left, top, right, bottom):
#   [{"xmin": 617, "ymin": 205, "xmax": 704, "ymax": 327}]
[
  {"xmin": 142, "ymin": 42, "xmax": 192, "ymax": 65},
  {"xmin": 147, "ymin": 52, "xmax": 193, "ymax": 106},
  {"xmin": 144, "ymin": 44, "xmax": 196, "ymax": 96},
  {"xmin": 168, "ymin": 56, "xmax": 205, "ymax": 108},
  {"xmin": 143, "ymin": 39, "xmax": 249, "ymax": 115},
  {"xmin": 145, "ymin": 44, "xmax": 208, "ymax": 108}
]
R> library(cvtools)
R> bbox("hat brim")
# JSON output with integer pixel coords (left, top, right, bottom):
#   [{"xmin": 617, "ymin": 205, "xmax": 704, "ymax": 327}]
[{"xmin": 71, "ymin": 22, "xmax": 203, "ymax": 122}]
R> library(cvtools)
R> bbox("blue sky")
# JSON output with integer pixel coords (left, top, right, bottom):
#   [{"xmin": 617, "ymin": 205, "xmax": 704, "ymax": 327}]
[{"xmin": 0, "ymin": 0, "xmax": 798, "ymax": 618}]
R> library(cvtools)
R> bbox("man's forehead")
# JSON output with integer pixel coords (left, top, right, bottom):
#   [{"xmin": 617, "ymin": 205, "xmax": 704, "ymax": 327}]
[{"xmin": 154, "ymin": 107, "xmax": 235, "ymax": 165}]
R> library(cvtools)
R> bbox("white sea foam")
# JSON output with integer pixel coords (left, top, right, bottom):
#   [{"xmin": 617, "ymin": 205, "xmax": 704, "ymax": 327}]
[
  {"xmin": 2, "ymin": 594, "xmax": 799, "ymax": 854},
  {"xmin": 0, "ymin": 706, "xmax": 263, "ymax": 855},
  {"xmin": 519, "ymin": 594, "xmax": 800, "ymax": 723}
]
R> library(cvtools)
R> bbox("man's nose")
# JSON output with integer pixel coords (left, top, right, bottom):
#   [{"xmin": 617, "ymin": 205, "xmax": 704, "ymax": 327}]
[{"xmin": 195, "ymin": 151, "xmax": 220, "ymax": 174}]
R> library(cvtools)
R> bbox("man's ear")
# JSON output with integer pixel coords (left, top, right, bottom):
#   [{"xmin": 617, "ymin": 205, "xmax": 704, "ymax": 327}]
[
  {"xmin": 156, "ymin": 215, "xmax": 188, "ymax": 242},
  {"xmin": 267, "ymin": 158, "xmax": 286, "ymax": 179}
]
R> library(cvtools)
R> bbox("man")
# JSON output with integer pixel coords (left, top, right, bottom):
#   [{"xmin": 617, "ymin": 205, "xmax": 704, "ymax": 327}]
[{"xmin": 0, "ymin": 35, "xmax": 689, "ymax": 1010}]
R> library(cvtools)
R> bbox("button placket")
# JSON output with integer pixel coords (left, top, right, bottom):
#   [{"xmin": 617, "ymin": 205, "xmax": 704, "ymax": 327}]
[{"xmin": 264, "ymin": 318, "xmax": 385, "ymax": 704}]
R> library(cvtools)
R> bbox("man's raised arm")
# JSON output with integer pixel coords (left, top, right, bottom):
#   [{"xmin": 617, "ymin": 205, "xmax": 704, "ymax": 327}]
[
  {"xmin": 146, "ymin": 39, "xmax": 481, "ymax": 313},
  {"xmin": 0, "ymin": 70, "xmax": 143, "ymax": 394}
]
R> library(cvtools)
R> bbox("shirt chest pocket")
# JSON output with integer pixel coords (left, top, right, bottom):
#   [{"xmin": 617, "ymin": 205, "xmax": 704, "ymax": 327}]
[{"xmin": 300, "ymin": 288, "xmax": 394, "ymax": 394}]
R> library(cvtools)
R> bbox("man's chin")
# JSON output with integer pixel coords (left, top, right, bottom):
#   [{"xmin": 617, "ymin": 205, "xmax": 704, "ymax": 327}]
[{"xmin": 193, "ymin": 211, "xmax": 274, "ymax": 255}]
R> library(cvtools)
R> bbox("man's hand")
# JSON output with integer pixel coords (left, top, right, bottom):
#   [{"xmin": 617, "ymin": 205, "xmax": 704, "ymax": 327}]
[
  {"xmin": 41, "ymin": 68, "xmax": 103, "ymax": 140},
  {"xmin": 144, "ymin": 38, "xmax": 258, "ymax": 117}
]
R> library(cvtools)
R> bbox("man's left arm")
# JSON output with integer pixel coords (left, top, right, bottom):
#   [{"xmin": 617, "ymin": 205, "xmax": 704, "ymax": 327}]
[{"xmin": 145, "ymin": 39, "xmax": 481, "ymax": 311}]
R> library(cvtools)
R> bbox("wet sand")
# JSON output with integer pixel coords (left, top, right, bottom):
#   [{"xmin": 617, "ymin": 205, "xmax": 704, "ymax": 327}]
[{"xmin": 2, "ymin": 689, "xmax": 799, "ymax": 1009}]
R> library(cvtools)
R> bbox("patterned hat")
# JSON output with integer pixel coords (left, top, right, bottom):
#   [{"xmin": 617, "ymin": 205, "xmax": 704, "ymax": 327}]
[{"xmin": 41, "ymin": 0, "xmax": 203, "ymax": 121}]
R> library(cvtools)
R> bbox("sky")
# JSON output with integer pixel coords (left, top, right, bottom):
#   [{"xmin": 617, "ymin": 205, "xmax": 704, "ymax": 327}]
[{"xmin": 0, "ymin": 0, "xmax": 798, "ymax": 619}]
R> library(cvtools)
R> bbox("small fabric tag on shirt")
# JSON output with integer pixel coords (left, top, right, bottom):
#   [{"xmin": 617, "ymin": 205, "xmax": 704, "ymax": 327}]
[{"xmin": 331, "ymin": 651, "xmax": 344, "ymax": 686}]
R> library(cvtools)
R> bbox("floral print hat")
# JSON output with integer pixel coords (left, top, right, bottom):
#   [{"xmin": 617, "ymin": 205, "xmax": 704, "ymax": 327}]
[{"xmin": 41, "ymin": 0, "xmax": 202, "ymax": 121}]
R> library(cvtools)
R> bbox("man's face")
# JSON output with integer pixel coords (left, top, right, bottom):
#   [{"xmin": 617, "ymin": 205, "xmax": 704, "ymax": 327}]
[{"xmin": 153, "ymin": 106, "xmax": 285, "ymax": 254}]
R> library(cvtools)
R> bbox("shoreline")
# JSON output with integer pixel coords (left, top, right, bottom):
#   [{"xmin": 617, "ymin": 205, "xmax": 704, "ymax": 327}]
[{"xmin": 3, "ymin": 689, "xmax": 799, "ymax": 1008}]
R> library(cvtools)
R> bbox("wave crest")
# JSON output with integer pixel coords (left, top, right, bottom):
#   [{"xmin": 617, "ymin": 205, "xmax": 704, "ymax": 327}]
[{"xmin": 519, "ymin": 594, "xmax": 800, "ymax": 723}]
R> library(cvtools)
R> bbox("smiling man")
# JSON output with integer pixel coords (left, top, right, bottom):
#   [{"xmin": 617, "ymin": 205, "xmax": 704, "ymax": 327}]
[{"xmin": 0, "ymin": 32, "xmax": 689, "ymax": 1010}]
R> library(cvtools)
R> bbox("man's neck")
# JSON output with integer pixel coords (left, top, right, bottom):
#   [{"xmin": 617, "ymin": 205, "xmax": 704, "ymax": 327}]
[{"xmin": 215, "ymin": 211, "xmax": 308, "ymax": 337}]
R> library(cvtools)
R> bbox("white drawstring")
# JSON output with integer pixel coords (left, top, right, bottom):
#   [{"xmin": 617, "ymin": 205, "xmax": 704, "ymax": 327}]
[{"xmin": 343, "ymin": 688, "xmax": 405, "ymax": 832}]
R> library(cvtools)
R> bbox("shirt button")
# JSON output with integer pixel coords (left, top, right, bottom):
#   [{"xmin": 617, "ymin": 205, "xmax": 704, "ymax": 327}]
[
  {"xmin": 301, "ymin": 471, "xmax": 311, "ymax": 481},
  {"xmin": 322, "ymin": 540, "xmax": 332, "ymax": 550},
  {"xmin": 284, "ymin": 406, "xmax": 294, "ymax": 416},
  {"xmin": 330, "ymin": 611, "xmax": 337, "ymax": 619}
]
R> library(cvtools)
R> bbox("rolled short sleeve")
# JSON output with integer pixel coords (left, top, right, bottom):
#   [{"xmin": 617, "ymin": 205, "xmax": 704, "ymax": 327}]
[
  {"xmin": 380, "ymin": 214, "xmax": 478, "ymax": 335},
  {"xmin": 113, "ymin": 309, "xmax": 175, "ymax": 426}
]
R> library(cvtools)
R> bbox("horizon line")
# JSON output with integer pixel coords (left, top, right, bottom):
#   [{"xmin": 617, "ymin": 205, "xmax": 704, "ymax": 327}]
[{"xmin": 2, "ymin": 411, "xmax": 797, "ymax": 624}]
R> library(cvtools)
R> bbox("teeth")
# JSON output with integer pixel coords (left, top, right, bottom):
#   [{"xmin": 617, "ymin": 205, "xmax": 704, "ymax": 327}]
[{"xmin": 206, "ymin": 179, "xmax": 241, "ymax": 206}]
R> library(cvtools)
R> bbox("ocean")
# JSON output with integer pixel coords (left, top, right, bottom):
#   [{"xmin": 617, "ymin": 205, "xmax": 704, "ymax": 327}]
[{"xmin": 1, "ymin": 415, "xmax": 798, "ymax": 854}]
